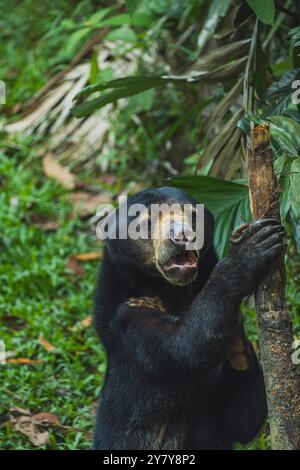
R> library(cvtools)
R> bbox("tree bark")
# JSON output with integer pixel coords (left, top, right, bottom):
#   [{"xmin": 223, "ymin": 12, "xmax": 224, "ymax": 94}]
[{"xmin": 247, "ymin": 123, "xmax": 300, "ymax": 450}]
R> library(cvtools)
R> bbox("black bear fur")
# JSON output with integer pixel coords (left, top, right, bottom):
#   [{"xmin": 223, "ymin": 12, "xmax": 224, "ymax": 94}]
[{"xmin": 93, "ymin": 186, "xmax": 285, "ymax": 450}]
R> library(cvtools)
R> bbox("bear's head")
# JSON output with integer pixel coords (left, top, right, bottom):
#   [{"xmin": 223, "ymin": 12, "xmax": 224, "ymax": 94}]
[{"xmin": 103, "ymin": 187, "xmax": 215, "ymax": 286}]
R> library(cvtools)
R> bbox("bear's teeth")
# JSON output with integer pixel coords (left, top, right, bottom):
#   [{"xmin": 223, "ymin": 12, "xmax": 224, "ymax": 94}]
[{"xmin": 166, "ymin": 251, "xmax": 197, "ymax": 268}]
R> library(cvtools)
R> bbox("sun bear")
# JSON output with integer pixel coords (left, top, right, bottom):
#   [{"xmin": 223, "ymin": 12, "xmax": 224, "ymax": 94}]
[{"xmin": 93, "ymin": 186, "xmax": 285, "ymax": 450}]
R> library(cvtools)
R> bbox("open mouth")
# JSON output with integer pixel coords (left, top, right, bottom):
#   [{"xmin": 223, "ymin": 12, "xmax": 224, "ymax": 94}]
[{"xmin": 164, "ymin": 250, "xmax": 198, "ymax": 271}]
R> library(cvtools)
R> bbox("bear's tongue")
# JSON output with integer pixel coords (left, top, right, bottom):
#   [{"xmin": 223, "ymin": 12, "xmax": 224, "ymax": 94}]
[{"xmin": 166, "ymin": 251, "xmax": 197, "ymax": 269}]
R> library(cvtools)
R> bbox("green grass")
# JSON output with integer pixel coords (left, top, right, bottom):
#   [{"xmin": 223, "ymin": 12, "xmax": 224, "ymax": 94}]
[{"xmin": 0, "ymin": 148, "xmax": 106, "ymax": 449}]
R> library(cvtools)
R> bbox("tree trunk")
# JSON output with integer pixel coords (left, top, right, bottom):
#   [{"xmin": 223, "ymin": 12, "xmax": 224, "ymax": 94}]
[{"xmin": 247, "ymin": 123, "xmax": 300, "ymax": 449}]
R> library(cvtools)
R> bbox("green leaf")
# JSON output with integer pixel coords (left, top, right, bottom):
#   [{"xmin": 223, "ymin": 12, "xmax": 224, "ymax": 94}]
[
  {"xmin": 284, "ymin": 109, "xmax": 300, "ymax": 124},
  {"xmin": 273, "ymin": 155, "xmax": 294, "ymax": 222},
  {"xmin": 87, "ymin": 8, "xmax": 114, "ymax": 26},
  {"xmin": 167, "ymin": 175, "xmax": 251, "ymax": 257},
  {"xmin": 269, "ymin": 116, "xmax": 300, "ymax": 157},
  {"xmin": 214, "ymin": 205, "xmax": 238, "ymax": 258},
  {"xmin": 89, "ymin": 51, "xmax": 100, "ymax": 85},
  {"xmin": 126, "ymin": 0, "xmax": 143, "ymax": 16},
  {"xmin": 73, "ymin": 83, "xmax": 157, "ymax": 117},
  {"xmin": 237, "ymin": 116, "xmax": 251, "ymax": 135},
  {"xmin": 73, "ymin": 77, "xmax": 184, "ymax": 116},
  {"xmin": 263, "ymin": 68, "xmax": 300, "ymax": 116},
  {"xmin": 127, "ymin": 88, "xmax": 155, "ymax": 113},
  {"xmin": 62, "ymin": 27, "xmax": 91, "ymax": 59},
  {"xmin": 167, "ymin": 176, "xmax": 249, "ymax": 214},
  {"xmin": 167, "ymin": 172, "xmax": 296, "ymax": 256},
  {"xmin": 131, "ymin": 12, "xmax": 154, "ymax": 27},
  {"xmin": 105, "ymin": 25, "xmax": 137, "ymax": 43},
  {"xmin": 101, "ymin": 14, "xmax": 131, "ymax": 27},
  {"xmin": 73, "ymin": 36, "xmax": 250, "ymax": 117},
  {"xmin": 289, "ymin": 26, "xmax": 300, "ymax": 47},
  {"xmin": 73, "ymin": 55, "xmax": 247, "ymax": 116},
  {"xmin": 77, "ymin": 40, "xmax": 249, "ymax": 100},
  {"xmin": 99, "ymin": 67, "xmax": 113, "ymax": 83},
  {"xmin": 76, "ymin": 76, "xmax": 175, "ymax": 98},
  {"xmin": 290, "ymin": 158, "xmax": 300, "ymax": 252},
  {"xmin": 247, "ymin": 0, "xmax": 275, "ymax": 25}
]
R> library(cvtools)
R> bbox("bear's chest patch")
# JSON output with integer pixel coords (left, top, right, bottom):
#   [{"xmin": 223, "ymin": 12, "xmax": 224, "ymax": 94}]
[{"xmin": 126, "ymin": 296, "xmax": 166, "ymax": 313}]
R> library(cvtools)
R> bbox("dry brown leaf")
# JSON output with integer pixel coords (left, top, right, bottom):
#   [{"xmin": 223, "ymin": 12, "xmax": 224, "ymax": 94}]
[
  {"xmin": 81, "ymin": 316, "xmax": 93, "ymax": 328},
  {"xmin": 7, "ymin": 358, "xmax": 43, "ymax": 364},
  {"xmin": 11, "ymin": 408, "xmax": 49, "ymax": 446},
  {"xmin": 11, "ymin": 407, "xmax": 31, "ymax": 416},
  {"xmin": 3, "ymin": 314, "xmax": 27, "ymax": 331},
  {"xmin": 10, "ymin": 408, "xmax": 76, "ymax": 445},
  {"xmin": 43, "ymin": 153, "xmax": 76, "ymax": 190},
  {"xmin": 73, "ymin": 252, "xmax": 102, "ymax": 261},
  {"xmin": 38, "ymin": 336, "xmax": 55, "ymax": 352},
  {"xmin": 32, "ymin": 412, "xmax": 62, "ymax": 428},
  {"xmin": 99, "ymin": 174, "xmax": 117, "ymax": 185},
  {"xmin": 91, "ymin": 400, "xmax": 99, "ymax": 417},
  {"xmin": 36, "ymin": 220, "xmax": 60, "ymax": 231},
  {"xmin": 69, "ymin": 191, "xmax": 112, "ymax": 218},
  {"xmin": 71, "ymin": 315, "xmax": 93, "ymax": 332},
  {"xmin": 66, "ymin": 256, "xmax": 85, "ymax": 276},
  {"xmin": 31, "ymin": 213, "xmax": 60, "ymax": 232}
]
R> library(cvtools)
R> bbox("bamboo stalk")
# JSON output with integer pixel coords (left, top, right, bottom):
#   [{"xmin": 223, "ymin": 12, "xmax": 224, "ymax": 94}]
[{"xmin": 247, "ymin": 123, "xmax": 300, "ymax": 449}]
